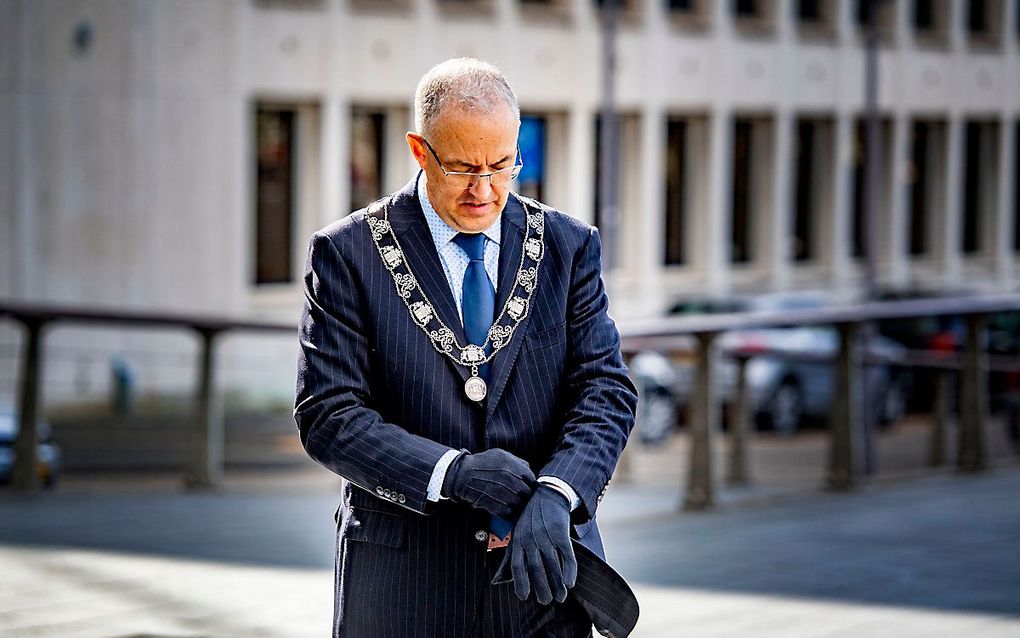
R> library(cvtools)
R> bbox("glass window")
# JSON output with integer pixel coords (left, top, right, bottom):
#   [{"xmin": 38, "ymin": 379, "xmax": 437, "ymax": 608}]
[
  {"xmin": 730, "ymin": 118, "xmax": 753, "ymax": 264},
  {"xmin": 254, "ymin": 107, "xmax": 295, "ymax": 285},
  {"xmin": 908, "ymin": 121, "xmax": 931, "ymax": 256},
  {"xmin": 664, "ymin": 119, "xmax": 688, "ymax": 265},
  {"xmin": 350, "ymin": 108, "xmax": 386, "ymax": 212},
  {"xmin": 793, "ymin": 120, "xmax": 816, "ymax": 262},
  {"xmin": 517, "ymin": 115, "xmax": 547, "ymax": 202}
]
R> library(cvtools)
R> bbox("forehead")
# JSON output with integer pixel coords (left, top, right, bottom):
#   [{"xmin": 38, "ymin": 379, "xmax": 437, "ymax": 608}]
[{"xmin": 431, "ymin": 103, "xmax": 518, "ymax": 153}]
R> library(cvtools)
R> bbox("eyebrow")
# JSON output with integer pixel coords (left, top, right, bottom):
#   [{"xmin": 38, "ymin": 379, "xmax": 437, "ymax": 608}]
[{"xmin": 448, "ymin": 153, "xmax": 514, "ymax": 171}]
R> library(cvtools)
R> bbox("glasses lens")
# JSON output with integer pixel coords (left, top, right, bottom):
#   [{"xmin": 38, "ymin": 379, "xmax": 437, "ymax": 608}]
[
  {"xmin": 446, "ymin": 173, "xmax": 475, "ymax": 189},
  {"xmin": 489, "ymin": 170, "xmax": 515, "ymax": 187}
]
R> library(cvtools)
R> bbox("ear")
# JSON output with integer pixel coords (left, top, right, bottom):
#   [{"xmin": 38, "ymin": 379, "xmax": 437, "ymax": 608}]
[{"xmin": 406, "ymin": 133, "xmax": 428, "ymax": 171}]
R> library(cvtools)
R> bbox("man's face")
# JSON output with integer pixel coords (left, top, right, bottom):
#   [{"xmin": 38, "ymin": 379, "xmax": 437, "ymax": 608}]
[{"xmin": 407, "ymin": 104, "xmax": 519, "ymax": 234}]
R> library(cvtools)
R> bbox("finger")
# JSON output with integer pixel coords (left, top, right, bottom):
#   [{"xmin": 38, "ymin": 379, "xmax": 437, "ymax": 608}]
[
  {"xmin": 540, "ymin": 546, "xmax": 567, "ymax": 604},
  {"xmin": 527, "ymin": 546, "xmax": 553, "ymax": 606},
  {"xmin": 561, "ymin": 538, "xmax": 578, "ymax": 590},
  {"xmin": 511, "ymin": 542, "xmax": 530, "ymax": 601}
]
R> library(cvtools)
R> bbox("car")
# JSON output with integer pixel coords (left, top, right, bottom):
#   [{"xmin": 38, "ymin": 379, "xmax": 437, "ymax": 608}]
[
  {"xmin": 633, "ymin": 292, "xmax": 907, "ymax": 438},
  {"xmin": 0, "ymin": 409, "xmax": 62, "ymax": 487},
  {"xmin": 875, "ymin": 288, "xmax": 1020, "ymax": 414}
]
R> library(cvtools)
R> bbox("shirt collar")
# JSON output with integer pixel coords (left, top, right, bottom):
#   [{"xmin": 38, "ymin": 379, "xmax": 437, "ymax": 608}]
[{"xmin": 417, "ymin": 172, "xmax": 501, "ymax": 249}]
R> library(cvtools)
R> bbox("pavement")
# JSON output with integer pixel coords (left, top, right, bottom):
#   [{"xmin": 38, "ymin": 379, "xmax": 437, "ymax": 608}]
[{"xmin": 0, "ymin": 439, "xmax": 1018, "ymax": 637}]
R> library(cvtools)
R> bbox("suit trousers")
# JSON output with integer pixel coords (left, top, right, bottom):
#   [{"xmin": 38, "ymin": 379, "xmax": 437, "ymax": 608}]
[{"xmin": 472, "ymin": 548, "xmax": 593, "ymax": 638}]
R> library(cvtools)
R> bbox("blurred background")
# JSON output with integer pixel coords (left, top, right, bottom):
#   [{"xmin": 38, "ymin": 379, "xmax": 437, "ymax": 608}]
[{"xmin": 1, "ymin": 1, "xmax": 1019, "ymax": 637}]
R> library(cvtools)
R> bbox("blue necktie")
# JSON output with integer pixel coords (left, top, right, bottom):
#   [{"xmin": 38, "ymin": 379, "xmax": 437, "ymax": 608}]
[{"xmin": 452, "ymin": 232, "xmax": 511, "ymax": 539}]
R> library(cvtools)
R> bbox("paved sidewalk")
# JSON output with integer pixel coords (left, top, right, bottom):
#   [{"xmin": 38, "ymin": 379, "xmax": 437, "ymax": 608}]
[{"xmin": 1, "ymin": 465, "xmax": 1018, "ymax": 637}]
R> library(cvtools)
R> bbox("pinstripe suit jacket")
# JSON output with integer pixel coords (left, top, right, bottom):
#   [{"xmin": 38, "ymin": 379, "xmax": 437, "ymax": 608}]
[{"xmin": 294, "ymin": 175, "xmax": 638, "ymax": 637}]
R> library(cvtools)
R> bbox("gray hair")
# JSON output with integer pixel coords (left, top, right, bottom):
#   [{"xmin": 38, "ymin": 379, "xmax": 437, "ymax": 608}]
[{"xmin": 413, "ymin": 58, "xmax": 520, "ymax": 139}]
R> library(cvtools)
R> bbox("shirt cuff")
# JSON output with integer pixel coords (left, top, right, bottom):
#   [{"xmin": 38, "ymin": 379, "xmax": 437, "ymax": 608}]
[
  {"xmin": 537, "ymin": 475, "xmax": 580, "ymax": 511},
  {"xmin": 426, "ymin": 449, "xmax": 463, "ymax": 502}
]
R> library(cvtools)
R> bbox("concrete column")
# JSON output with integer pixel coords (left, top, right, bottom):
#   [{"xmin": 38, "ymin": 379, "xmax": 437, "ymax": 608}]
[
  {"xmin": 684, "ymin": 331, "xmax": 719, "ymax": 511},
  {"xmin": 638, "ymin": 105, "xmax": 665, "ymax": 313},
  {"xmin": 705, "ymin": 108, "xmax": 732, "ymax": 294},
  {"xmin": 770, "ymin": 110, "xmax": 794, "ymax": 290},
  {"xmin": 886, "ymin": 113, "xmax": 911, "ymax": 287},
  {"xmin": 320, "ymin": 93, "xmax": 342, "ymax": 224},
  {"xmin": 568, "ymin": 104, "xmax": 595, "ymax": 225},
  {"xmin": 994, "ymin": 115, "xmax": 1016, "ymax": 289},
  {"xmin": 830, "ymin": 113, "xmax": 853, "ymax": 291},
  {"xmin": 942, "ymin": 115, "xmax": 963, "ymax": 285}
]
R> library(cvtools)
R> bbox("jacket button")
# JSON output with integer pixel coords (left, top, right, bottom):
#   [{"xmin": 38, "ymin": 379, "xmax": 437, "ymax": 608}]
[
  {"xmin": 474, "ymin": 530, "xmax": 488, "ymax": 542},
  {"xmin": 376, "ymin": 486, "xmax": 384, "ymax": 495},
  {"xmin": 398, "ymin": 494, "xmax": 406, "ymax": 503}
]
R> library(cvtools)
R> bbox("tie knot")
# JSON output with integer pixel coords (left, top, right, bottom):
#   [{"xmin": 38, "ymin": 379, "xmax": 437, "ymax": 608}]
[{"xmin": 453, "ymin": 232, "xmax": 487, "ymax": 261}]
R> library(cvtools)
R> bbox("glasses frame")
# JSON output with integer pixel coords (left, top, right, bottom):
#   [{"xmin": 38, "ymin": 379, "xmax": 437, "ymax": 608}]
[{"xmin": 418, "ymin": 136, "xmax": 523, "ymax": 187}]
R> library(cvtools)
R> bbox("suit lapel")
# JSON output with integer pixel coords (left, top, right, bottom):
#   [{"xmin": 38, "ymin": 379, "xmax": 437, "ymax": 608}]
[
  {"xmin": 484, "ymin": 195, "xmax": 534, "ymax": 417},
  {"xmin": 383, "ymin": 177, "xmax": 536, "ymax": 408},
  {"xmin": 386, "ymin": 176, "xmax": 470, "ymax": 385}
]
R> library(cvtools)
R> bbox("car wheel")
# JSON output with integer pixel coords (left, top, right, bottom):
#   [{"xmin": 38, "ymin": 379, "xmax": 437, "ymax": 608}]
[{"xmin": 768, "ymin": 381, "xmax": 803, "ymax": 436}]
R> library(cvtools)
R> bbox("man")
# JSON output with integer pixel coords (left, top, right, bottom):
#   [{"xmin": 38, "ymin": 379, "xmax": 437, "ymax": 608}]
[{"xmin": 295, "ymin": 58, "xmax": 638, "ymax": 638}]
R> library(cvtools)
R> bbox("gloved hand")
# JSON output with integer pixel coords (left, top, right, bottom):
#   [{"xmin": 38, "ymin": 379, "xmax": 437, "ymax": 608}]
[
  {"xmin": 509, "ymin": 484, "xmax": 578, "ymax": 605},
  {"xmin": 441, "ymin": 448, "xmax": 536, "ymax": 520}
]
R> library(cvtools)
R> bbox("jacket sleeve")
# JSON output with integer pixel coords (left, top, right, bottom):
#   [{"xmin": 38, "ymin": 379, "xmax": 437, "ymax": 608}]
[
  {"xmin": 539, "ymin": 227, "xmax": 638, "ymax": 523},
  {"xmin": 294, "ymin": 230, "xmax": 453, "ymax": 514}
]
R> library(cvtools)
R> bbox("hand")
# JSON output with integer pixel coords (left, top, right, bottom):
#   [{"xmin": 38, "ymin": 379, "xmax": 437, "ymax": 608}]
[
  {"xmin": 441, "ymin": 448, "xmax": 536, "ymax": 520},
  {"xmin": 509, "ymin": 484, "xmax": 578, "ymax": 605}
]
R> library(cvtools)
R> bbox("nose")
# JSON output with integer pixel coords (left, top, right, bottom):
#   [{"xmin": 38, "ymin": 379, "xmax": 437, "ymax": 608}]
[{"xmin": 468, "ymin": 174, "xmax": 494, "ymax": 200}]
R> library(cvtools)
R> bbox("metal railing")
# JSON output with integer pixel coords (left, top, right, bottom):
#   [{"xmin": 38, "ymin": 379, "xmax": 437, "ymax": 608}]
[
  {"xmin": 5, "ymin": 294, "xmax": 1019, "ymax": 504},
  {"xmin": 0, "ymin": 301, "xmax": 295, "ymax": 491},
  {"xmin": 619, "ymin": 293, "xmax": 1020, "ymax": 510}
]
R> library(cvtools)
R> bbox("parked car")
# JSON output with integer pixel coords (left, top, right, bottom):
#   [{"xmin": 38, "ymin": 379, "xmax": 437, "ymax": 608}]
[
  {"xmin": 636, "ymin": 292, "xmax": 907, "ymax": 438},
  {"xmin": 876, "ymin": 288, "xmax": 1020, "ymax": 414},
  {"xmin": 0, "ymin": 409, "xmax": 62, "ymax": 487}
]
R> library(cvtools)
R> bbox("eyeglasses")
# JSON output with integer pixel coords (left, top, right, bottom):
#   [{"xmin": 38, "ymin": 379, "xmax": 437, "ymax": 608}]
[{"xmin": 419, "ymin": 137, "xmax": 523, "ymax": 189}]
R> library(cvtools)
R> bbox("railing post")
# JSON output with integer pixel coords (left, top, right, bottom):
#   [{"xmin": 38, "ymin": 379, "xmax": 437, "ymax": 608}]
[
  {"xmin": 930, "ymin": 368, "xmax": 950, "ymax": 467},
  {"xmin": 958, "ymin": 313, "xmax": 987, "ymax": 472},
  {"xmin": 827, "ymin": 322, "xmax": 858, "ymax": 491},
  {"xmin": 726, "ymin": 354, "xmax": 751, "ymax": 486},
  {"xmin": 684, "ymin": 331, "xmax": 718, "ymax": 511},
  {"xmin": 13, "ymin": 318, "xmax": 46, "ymax": 492},
  {"xmin": 185, "ymin": 327, "xmax": 224, "ymax": 489}
]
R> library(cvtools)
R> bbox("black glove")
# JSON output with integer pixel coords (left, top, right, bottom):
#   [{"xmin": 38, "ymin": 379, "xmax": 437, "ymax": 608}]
[
  {"xmin": 441, "ymin": 448, "xmax": 536, "ymax": 520},
  {"xmin": 509, "ymin": 484, "xmax": 578, "ymax": 605}
]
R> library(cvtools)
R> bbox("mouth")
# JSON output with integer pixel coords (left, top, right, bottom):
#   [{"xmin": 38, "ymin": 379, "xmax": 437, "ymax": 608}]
[{"xmin": 459, "ymin": 201, "xmax": 494, "ymax": 211}]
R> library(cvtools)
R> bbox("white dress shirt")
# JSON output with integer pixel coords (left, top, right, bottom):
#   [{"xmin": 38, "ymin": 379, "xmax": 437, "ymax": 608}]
[{"xmin": 415, "ymin": 173, "xmax": 580, "ymax": 511}]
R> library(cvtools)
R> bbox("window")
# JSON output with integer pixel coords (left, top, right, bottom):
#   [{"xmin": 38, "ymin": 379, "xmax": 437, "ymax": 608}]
[
  {"xmin": 961, "ymin": 120, "xmax": 999, "ymax": 255},
  {"xmin": 517, "ymin": 115, "xmax": 547, "ymax": 202},
  {"xmin": 966, "ymin": 0, "xmax": 1003, "ymax": 45},
  {"xmin": 912, "ymin": 0, "xmax": 949, "ymax": 43},
  {"xmin": 732, "ymin": 0, "xmax": 776, "ymax": 32},
  {"xmin": 254, "ymin": 107, "xmax": 295, "ymax": 285},
  {"xmin": 795, "ymin": 0, "xmax": 836, "ymax": 38},
  {"xmin": 849, "ymin": 118, "xmax": 892, "ymax": 260},
  {"xmin": 350, "ymin": 108, "xmax": 386, "ymax": 212},
  {"xmin": 731, "ymin": 118, "xmax": 754, "ymax": 264},
  {"xmin": 854, "ymin": 0, "xmax": 896, "ymax": 41},
  {"xmin": 793, "ymin": 120, "xmax": 816, "ymax": 262},
  {"xmin": 733, "ymin": 0, "xmax": 761, "ymax": 16},
  {"xmin": 667, "ymin": 0, "xmax": 711, "ymax": 29},
  {"xmin": 664, "ymin": 119, "xmax": 689, "ymax": 265},
  {"xmin": 1014, "ymin": 121, "xmax": 1020, "ymax": 252},
  {"xmin": 908, "ymin": 122, "xmax": 932, "ymax": 256}
]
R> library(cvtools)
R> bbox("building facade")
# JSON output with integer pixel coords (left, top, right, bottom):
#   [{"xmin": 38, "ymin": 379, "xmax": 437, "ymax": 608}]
[{"xmin": 2, "ymin": 0, "xmax": 1019, "ymax": 406}]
